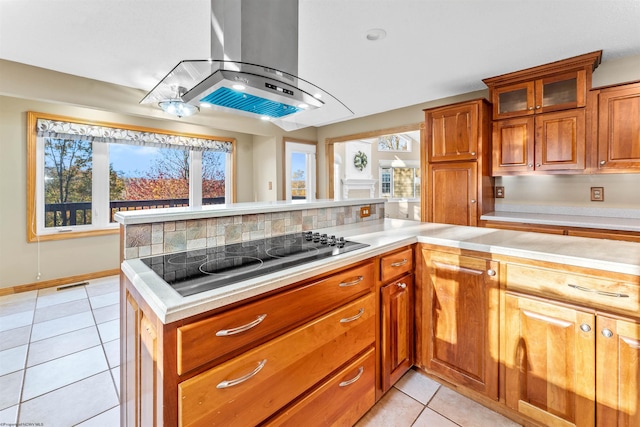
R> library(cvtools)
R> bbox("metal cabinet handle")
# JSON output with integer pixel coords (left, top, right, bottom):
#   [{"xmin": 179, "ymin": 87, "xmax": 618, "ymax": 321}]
[
  {"xmin": 390, "ymin": 259, "xmax": 408, "ymax": 267},
  {"xmin": 527, "ymin": 163, "xmax": 533, "ymax": 167},
  {"xmin": 536, "ymin": 163, "xmax": 541, "ymax": 167},
  {"xmin": 600, "ymin": 160, "xmax": 606, "ymax": 165},
  {"xmin": 216, "ymin": 359, "xmax": 267, "ymax": 389},
  {"xmin": 339, "ymin": 276, "xmax": 364, "ymax": 287},
  {"xmin": 580, "ymin": 323, "xmax": 592, "ymax": 332},
  {"xmin": 339, "ymin": 367, "xmax": 364, "ymax": 387},
  {"xmin": 487, "ymin": 269, "xmax": 496, "ymax": 277},
  {"xmin": 528, "ymin": 106, "xmax": 534, "ymax": 110},
  {"xmin": 470, "ymin": 152, "xmax": 476, "ymax": 156},
  {"xmin": 567, "ymin": 283, "xmax": 629, "ymax": 298},
  {"xmin": 601, "ymin": 328, "xmax": 614, "ymax": 338},
  {"xmin": 216, "ymin": 314, "xmax": 267, "ymax": 336},
  {"xmin": 397, "ymin": 282, "xmax": 407, "ymax": 289},
  {"xmin": 340, "ymin": 308, "xmax": 365, "ymax": 323},
  {"xmin": 470, "ymin": 199, "xmax": 476, "ymax": 204},
  {"xmin": 535, "ymin": 105, "xmax": 541, "ymax": 109}
]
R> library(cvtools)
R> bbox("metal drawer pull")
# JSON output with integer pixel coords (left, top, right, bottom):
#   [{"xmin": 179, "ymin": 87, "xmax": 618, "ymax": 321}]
[
  {"xmin": 390, "ymin": 259, "xmax": 408, "ymax": 267},
  {"xmin": 339, "ymin": 276, "xmax": 364, "ymax": 287},
  {"xmin": 216, "ymin": 314, "xmax": 267, "ymax": 336},
  {"xmin": 567, "ymin": 284, "xmax": 629, "ymax": 298},
  {"xmin": 340, "ymin": 308, "xmax": 365, "ymax": 323},
  {"xmin": 601, "ymin": 328, "xmax": 614, "ymax": 338},
  {"xmin": 339, "ymin": 367, "xmax": 364, "ymax": 387},
  {"xmin": 580, "ymin": 324, "xmax": 592, "ymax": 332},
  {"xmin": 487, "ymin": 269, "xmax": 496, "ymax": 277},
  {"xmin": 398, "ymin": 282, "xmax": 407, "ymax": 289},
  {"xmin": 216, "ymin": 359, "xmax": 267, "ymax": 389}
]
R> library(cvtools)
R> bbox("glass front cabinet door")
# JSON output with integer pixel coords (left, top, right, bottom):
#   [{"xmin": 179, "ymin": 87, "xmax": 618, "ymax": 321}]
[{"xmin": 492, "ymin": 70, "xmax": 587, "ymax": 120}]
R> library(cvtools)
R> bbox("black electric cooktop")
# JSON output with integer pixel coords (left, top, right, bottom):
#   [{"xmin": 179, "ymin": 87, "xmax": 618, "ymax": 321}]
[{"xmin": 141, "ymin": 231, "xmax": 369, "ymax": 297}]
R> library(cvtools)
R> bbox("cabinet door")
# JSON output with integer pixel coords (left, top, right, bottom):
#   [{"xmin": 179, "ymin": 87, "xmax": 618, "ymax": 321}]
[
  {"xmin": 534, "ymin": 109, "xmax": 586, "ymax": 171},
  {"xmin": 596, "ymin": 316, "xmax": 640, "ymax": 427},
  {"xmin": 420, "ymin": 250, "xmax": 499, "ymax": 399},
  {"xmin": 597, "ymin": 83, "xmax": 640, "ymax": 171},
  {"xmin": 492, "ymin": 117, "xmax": 535, "ymax": 175},
  {"xmin": 535, "ymin": 70, "xmax": 587, "ymax": 114},
  {"xmin": 381, "ymin": 274, "xmax": 413, "ymax": 392},
  {"xmin": 427, "ymin": 102, "xmax": 478, "ymax": 162},
  {"xmin": 428, "ymin": 162, "xmax": 478, "ymax": 226},
  {"xmin": 492, "ymin": 81, "xmax": 535, "ymax": 119},
  {"xmin": 504, "ymin": 294, "xmax": 595, "ymax": 427}
]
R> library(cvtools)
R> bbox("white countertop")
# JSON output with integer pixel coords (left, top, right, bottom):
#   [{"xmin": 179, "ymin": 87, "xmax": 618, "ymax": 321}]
[
  {"xmin": 481, "ymin": 211, "xmax": 640, "ymax": 232},
  {"xmin": 114, "ymin": 198, "xmax": 385, "ymax": 225},
  {"xmin": 122, "ymin": 219, "xmax": 640, "ymax": 324}
]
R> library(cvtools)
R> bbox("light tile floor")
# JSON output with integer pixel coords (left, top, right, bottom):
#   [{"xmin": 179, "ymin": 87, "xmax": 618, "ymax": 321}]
[{"xmin": 0, "ymin": 275, "xmax": 521, "ymax": 427}]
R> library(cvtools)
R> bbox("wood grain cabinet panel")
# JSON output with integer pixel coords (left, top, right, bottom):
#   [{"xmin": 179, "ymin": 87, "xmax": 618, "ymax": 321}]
[
  {"xmin": 380, "ymin": 247, "xmax": 413, "ymax": 282},
  {"xmin": 596, "ymin": 81, "xmax": 640, "ymax": 171},
  {"xmin": 504, "ymin": 294, "xmax": 595, "ymax": 427},
  {"xmin": 177, "ymin": 262, "xmax": 374, "ymax": 374},
  {"xmin": 428, "ymin": 162, "xmax": 478, "ymax": 226},
  {"xmin": 178, "ymin": 294, "xmax": 376, "ymax": 427},
  {"xmin": 419, "ymin": 249, "xmax": 499, "ymax": 399},
  {"xmin": 380, "ymin": 274, "xmax": 413, "ymax": 392},
  {"xmin": 426, "ymin": 102, "xmax": 479, "ymax": 162},
  {"xmin": 264, "ymin": 348, "xmax": 376, "ymax": 427},
  {"xmin": 596, "ymin": 316, "xmax": 640, "ymax": 427},
  {"xmin": 492, "ymin": 117, "xmax": 535, "ymax": 174}
]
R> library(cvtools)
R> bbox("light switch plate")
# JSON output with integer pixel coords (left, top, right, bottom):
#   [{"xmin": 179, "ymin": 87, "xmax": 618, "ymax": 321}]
[
  {"xmin": 495, "ymin": 186, "xmax": 505, "ymax": 198},
  {"xmin": 590, "ymin": 187, "xmax": 604, "ymax": 202}
]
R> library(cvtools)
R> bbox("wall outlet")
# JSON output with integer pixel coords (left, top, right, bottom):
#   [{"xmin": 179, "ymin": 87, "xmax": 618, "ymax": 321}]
[
  {"xmin": 360, "ymin": 206, "xmax": 371, "ymax": 218},
  {"xmin": 591, "ymin": 187, "xmax": 604, "ymax": 202},
  {"xmin": 495, "ymin": 186, "xmax": 505, "ymax": 198}
]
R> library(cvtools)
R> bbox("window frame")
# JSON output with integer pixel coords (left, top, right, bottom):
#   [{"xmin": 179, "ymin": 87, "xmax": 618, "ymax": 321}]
[
  {"xmin": 27, "ymin": 111, "xmax": 236, "ymax": 242},
  {"xmin": 378, "ymin": 160, "xmax": 420, "ymax": 201}
]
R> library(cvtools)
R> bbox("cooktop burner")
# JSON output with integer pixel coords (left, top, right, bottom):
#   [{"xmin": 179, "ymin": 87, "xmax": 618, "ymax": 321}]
[{"xmin": 141, "ymin": 231, "xmax": 369, "ymax": 297}]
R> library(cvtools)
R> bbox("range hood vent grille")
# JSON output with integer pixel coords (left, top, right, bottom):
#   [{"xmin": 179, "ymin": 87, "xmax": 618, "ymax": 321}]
[{"xmin": 140, "ymin": 0, "xmax": 352, "ymax": 130}]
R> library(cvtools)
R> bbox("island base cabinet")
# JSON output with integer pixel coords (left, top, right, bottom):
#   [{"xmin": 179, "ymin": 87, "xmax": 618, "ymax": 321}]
[
  {"xmin": 178, "ymin": 294, "xmax": 375, "ymax": 427},
  {"xmin": 418, "ymin": 249, "xmax": 499, "ymax": 399},
  {"xmin": 596, "ymin": 316, "xmax": 640, "ymax": 427},
  {"xmin": 504, "ymin": 293, "xmax": 595, "ymax": 427},
  {"xmin": 263, "ymin": 347, "xmax": 375, "ymax": 427}
]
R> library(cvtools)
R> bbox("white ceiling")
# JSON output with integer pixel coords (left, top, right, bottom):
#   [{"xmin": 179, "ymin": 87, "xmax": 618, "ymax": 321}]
[{"xmin": 1, "ymin": 0, "xmax": 640, "ymax": 126}]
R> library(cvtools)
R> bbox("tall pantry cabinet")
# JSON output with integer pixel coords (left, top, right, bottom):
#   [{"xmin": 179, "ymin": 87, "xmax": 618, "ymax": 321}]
[{"xmin": 423, "ymin": 98, "xmax": 494, "ymax": 226}]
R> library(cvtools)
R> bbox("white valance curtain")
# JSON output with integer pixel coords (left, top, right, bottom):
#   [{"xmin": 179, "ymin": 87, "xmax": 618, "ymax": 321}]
[{"xmin": 36, "ymin": 118, "xmax": 233, "ymax": 152}]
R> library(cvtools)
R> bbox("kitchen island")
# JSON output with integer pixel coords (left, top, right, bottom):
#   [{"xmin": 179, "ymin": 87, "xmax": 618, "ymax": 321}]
[{"xmin": 116, "ymin": 201, "xmax": 640, "ymax": 427}]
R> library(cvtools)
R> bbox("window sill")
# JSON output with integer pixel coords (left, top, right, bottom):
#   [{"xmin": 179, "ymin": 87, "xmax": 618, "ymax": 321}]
[{"xmin": 28, "ymin": 226, "xmax": 120, "ymax": 243}]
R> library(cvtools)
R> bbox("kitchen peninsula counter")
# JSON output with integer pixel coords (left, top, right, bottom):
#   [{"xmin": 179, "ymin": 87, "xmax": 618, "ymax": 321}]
[{"xmin": 121, "ymin": 218, "xmax": 640, "ymax": 324}]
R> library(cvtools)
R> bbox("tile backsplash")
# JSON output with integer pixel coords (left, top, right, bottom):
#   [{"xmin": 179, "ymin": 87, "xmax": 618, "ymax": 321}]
[{"xmin": 123, "ymin": 203, "xmax": 384, "ymax": 260}]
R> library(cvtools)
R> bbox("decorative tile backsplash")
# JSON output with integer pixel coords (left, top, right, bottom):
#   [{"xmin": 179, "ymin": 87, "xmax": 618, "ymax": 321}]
[{"xmin": 123, "ymin": 203, "xmax": 384, "ymax": 259}]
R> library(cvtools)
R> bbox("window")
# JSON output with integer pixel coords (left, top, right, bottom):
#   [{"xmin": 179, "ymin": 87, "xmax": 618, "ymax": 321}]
[
  {"xmin": 284, "ymin": 139, "xmax": 316, "ymax": 201},
  {"xmin": 379, "ymin": 161, "xmax": 420, "ymax": 200},
  {"xmin": 28, "ymin": 112, "xmax": 235, "ymax": 241},
  {"xmin": 377, "ymin": 134, "xmax": 412, "ymax": 152}
]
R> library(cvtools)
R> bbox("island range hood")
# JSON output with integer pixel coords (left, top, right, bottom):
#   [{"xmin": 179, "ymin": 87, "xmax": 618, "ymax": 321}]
[{"xmin": 140, "ymin": 0, "xmax": 353, "ymax": 130}]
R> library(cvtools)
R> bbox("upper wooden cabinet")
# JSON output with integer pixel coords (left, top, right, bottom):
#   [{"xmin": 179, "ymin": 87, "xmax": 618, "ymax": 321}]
[
  {"xmin": 595, "ymin": 80, "xmax": 640, "ymax": 172},
  {"xmin": 483, "ymin": 51, "xmax": 601, "ymax": 121},
  {"xmin": 493, "ymin": 109, "xmax": 586, "ymax": 175},
  {"xmin": 426, "ymin": 100, "xmax": 490, "ymax": 162}
]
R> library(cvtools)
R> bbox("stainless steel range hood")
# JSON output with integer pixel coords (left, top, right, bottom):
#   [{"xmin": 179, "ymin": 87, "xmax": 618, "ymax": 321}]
[{"xmin": 140, "ymin": 0, "xmax": 353, "ymax": 130}]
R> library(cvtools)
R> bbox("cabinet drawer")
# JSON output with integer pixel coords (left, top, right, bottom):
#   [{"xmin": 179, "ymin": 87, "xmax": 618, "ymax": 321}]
[
  {"xmin": 505, "ymin": 263, "xmax": 640, "ymax": 317},
  {"xmin": 264, "ymin": 347, "xmax": 375, "ymax": 427},
  {"xmin": 177, "ymin": 262, "xmax": 374, "ymax": 374},
  {"xmin": 178, "ymin": 293, "xmax": 376, "ymax": 427},
  {"xmin": 380, "ymin": 247, "xmax": 413, "ymax": 282}
]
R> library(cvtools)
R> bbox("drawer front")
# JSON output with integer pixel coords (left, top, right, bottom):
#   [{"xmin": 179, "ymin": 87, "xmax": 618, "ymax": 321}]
[
  {"xmin": 178, "ymin": 293, "xmax": 376, "ymax": 427},
  {"xmin": 264, "ymin": 347, "xmax": 376, "ymax": 427},
  {"xmin": 380, "ymin": 247, "xmax": 413, "ymax": 282},
  {"xmin": 506, "ymin": 263, "xmax": 640, "ymax": 317},
  {"xmin": 177, "ymin": 262, "xmax": 374, "ymax": 374}
]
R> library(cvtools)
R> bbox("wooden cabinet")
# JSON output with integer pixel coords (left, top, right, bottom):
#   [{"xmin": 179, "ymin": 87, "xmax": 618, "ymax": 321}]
[
  {"xmin": 424, "ymin": 99, "xmax": 494, "ymax": 226},
  {"xmin": 504, "ymin": 294, "xmax": 595, "ymax": 427},
  {"xmin": 596, "ymin": 316, "xmax": 640, "ymax": 427},
  {"xmin": 595, "ymin": 81, "xmax": 640, "ymax": 172},
  {"xmin": 491, "ymin": 70, "xmax": 588, "ymax": 120},
  {"xmin": 426, "ymin": 102, "xmax": 480, "ymax": 162},
  {"xmin": 418, "ymin": 248, "xmax": 499, "ymax": 399},
  {"xmin": 427, "ymin": 162, "xmax": 478, "ymax": 226},
  {"xmin": 380, "ymin": 274, "xmax": 413, "ymax": 392},
  {"xmin": 484, "ymin": 51, "xmax": 601, "ymax": 176},
  {"xmin": 503, "ymin": 262, "xmax": 640, "ymax": 427},
  {"xmin": 492, "ymin": 109, "xmax": 586, "ymax": 174}
]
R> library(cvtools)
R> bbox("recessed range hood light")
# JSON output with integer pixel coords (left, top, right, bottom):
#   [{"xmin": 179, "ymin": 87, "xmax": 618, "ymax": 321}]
[{"xmin": 141, "ymin": 0, "xmax": 353, "ymax": 130}]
